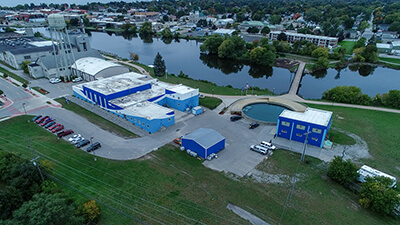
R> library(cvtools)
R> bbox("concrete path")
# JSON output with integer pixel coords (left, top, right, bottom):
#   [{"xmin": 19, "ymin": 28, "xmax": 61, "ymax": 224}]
[
  {"xmin": 227, "ymin": 203, "xmax": 270, "ymax": 225},
  {"xmin": 102, "ymin": 55, "xmax": 151, "ymax": 77}
]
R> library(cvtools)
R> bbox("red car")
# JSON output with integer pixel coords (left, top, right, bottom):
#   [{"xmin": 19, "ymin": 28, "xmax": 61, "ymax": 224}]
[
  {"xmin": 35, "ymin": 116, "xmax": 49, "ymax": 124},
  {"xmin": 52, "ymin": 125, "xmax": 64, "ymax": 133},
  {"xmin": 48, "ymin": 123, "xmax": 60, "ymax": 130},
  {"xmin": 57, "ymin": 129, "xmax": 74, "ymax": 138},
  {"xmin": 41, "ymin": 118, "xmax": 53, "ymax": 126}
]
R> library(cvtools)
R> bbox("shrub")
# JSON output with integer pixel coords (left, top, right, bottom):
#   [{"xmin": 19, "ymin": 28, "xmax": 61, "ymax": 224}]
[
  {"xmin": 22, "ymin": 83, "xmax": 27, "ymax": 88},
  {"xmin": 322, "ymin": 86, "xmax": 372, "ymax": 105},
  {"xmin": 327, "ymin": 156, "xmax": 358, "ymax": 185}
]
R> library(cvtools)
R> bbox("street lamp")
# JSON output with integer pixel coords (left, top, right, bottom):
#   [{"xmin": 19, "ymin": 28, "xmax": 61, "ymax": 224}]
[
  {"xmin": 301, "ymin": 132, "xmax": 311, "ymax": 162},
  {"xmin": 22, "ymin": 103, "xmax": 26, "ymax": 114},
  {"xmin": 212, "ymin": 89, "xmax": 214, "ymax": 98}
]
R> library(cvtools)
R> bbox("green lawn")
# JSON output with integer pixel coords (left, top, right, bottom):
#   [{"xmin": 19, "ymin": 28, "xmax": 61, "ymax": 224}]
[
  {"xmin": 159, "ymin": 75, "xmax": 273, "ymax": 96},
  {"xmin": 1, "ymin": 114, "xmax": 398, "ymax": 225},
  {"xmin": 379, "ymin": 57, "xmax": 400, "ymax": 65},
  {"xmin": 199, "ymin": 96, "xmax": 223, "ymax": 110},
  {"xmin": 32, "ymin": 86, "xmax": 49, "ymax": 95},
  {"xmin": 307, "ymin": 104, "xmax": 400, "ymax": 178},
  {"xmin": 54, "ymin": 98, "xmax": 138, "ymax": 139},
  {"xmin": 336, "ymin": 41, "xmax": 356, "ymax": 55},
  {"xmin": 0, "ymin": 67, "xmax": 28, "ymax": 84}
]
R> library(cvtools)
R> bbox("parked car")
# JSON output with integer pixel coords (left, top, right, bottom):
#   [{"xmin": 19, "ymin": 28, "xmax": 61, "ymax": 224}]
[
  {"xmin": 48, "ymin": 123, "xmax": 60, "ymax": 130},
  {"xmin": 249, "ymin": 122, "xmax": 260, "ymax": 129},
  {"xmin": 52, "ymin": 125, "xmax": 64, "ymax": 133},
  {"xmin": 32, "ymin": 115, "xmax": 42, "ymax": 122},
  {"xmin": 206, "ymin": 153, "xmax": 218, "ymax": 161},
  {"xmin": 87, "ymin": 142, "xmax": 101, "ymax": 152},
  {"xmin": 230, "ymin": 115, "xmax": 242, "ymax": 121},
  {"xmin": 71, "ymin": 137, "xmax": 84, "ymax": 145},
  {"xmin": 250, "ymin": 145, "xmax": 269, "ymax": 155},
  {"xmin": 72, "ymin": 77, "xmax": 83, "ymax": 83},
  {"xmin": 173, "ymin": 137, "xmax": 182, "ymax": 145},
  {"xmin": 76, "ymin": 139, "xmax": 90, "ymax": 148},
  {"xmin": 41, "ymin": 118, "xmax": 53, "ymax": 126},
  {"xmin": 49, "ymin": 78, "xmax": 61, "ymax": 84},
  {"xmin": 35, "ymin": 116, "xmax": 49, "ymax": 124},
  {"xmin": 57, "ymin": 129, "xmax": 74, "ymax": 138},
  {"xmin": 68, "ymin": 134, "xmax": 82, "ymax": 142},
  {"xmin": 260, "ymin": 141, "xmax": 276, "ymax": 151},
  {"xmin": 44, "ymin": 121, "xmax": 56, "ymax": 129}
]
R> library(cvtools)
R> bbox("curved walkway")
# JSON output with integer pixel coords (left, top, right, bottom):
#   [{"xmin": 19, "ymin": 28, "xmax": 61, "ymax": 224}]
[
  {"xmin": 229, "ymin": 96, "xmax": 307, "ymax": 113},
  {"xmin": 102, "ymin": 55, "xmax": 151, "ymax": 77}
]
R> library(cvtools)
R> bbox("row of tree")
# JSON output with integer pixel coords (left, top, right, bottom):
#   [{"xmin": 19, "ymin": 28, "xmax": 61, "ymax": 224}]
[
  {"xmin": 0, "ymin": 151, "xmax": 100, "ymax": 224},
  {"xmin": 327, "ymin": 156, "xmax": 400, "ymax": 216},
  {"xmin": 322, "ymin": 86, "xmax": 400, "ymax": 109}
]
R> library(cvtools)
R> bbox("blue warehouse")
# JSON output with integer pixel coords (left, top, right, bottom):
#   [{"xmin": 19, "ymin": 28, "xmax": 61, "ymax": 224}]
[
  {"xmin": 276, "ymin": 108, "xmax": 333, "ymax": 148},
  {"xmin": 182, "ymin": 128, "xmax": 225, "ymax": 159},
  {"xmin": 72, "ymin": 72, "xmax": 199, "ymax": 133}
]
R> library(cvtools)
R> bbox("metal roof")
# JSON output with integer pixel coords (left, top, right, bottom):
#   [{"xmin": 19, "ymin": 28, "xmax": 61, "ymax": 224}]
[
  {"xmin": 279, "ymin": 108, "xmax": 332, "ymax": 127},
  {"xmin": 71, "ymin": 57, "xmax": 124, "ymax": 76},
  {"xmin": 183, "ymin": 128, "xmax": 225, "ymax": 149}
]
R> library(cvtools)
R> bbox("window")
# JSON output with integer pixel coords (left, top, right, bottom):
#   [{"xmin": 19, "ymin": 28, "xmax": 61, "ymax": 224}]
[
  {"xmin": 281, "ymin": 130, "xmax": 287, "ymax": 133},
  {"xmin": 178, "ymin": 97, "xmax": 180, "ymax": 100},
  {"xmin": 312, "ymin": 137, "xmax": 318, "ymax": 141},
  {"xmin": 134, "ymin": 119, "xmax": 137, "ymax": 123},
  {"xmin": 281, "ymin": 121, "xmax": 290, "ymax": 127},
  {"xmin": 168, "ymin": 118, "xmax": 171, "ymax": 121},
  {"xmin": 312, "ymin": 128, "xmax": 322, "ymax": 134},
  {"xmin": 296, "ymin": 124, "xmax": 306, "ymax": 130},
  {"xmin": 296, "ymin": 133, "xmax": 302, "ymax": 137},
  {"xmin": 142, "ymin": 122, "xmax": 145, "ymax": 126},
  {"xmin": 24, "ymin": 55, "xmax": 31, "ymax": 60},
  {"xmin": 147, "ymin": 125, "xmax": 149, "ymax": 128}
]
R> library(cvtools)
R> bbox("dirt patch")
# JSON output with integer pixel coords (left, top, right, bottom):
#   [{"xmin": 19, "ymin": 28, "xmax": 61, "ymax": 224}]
[
  {"xmin": 247, "ymin": 169, "xmax": 290, "ymax": 184},
  {"xmin": 275, "ymin": 58, "xmax": 299, "ymax": 69},
  {"xmin": 331, "ymin": 128, "xmax": 371, "ymax": 162}
]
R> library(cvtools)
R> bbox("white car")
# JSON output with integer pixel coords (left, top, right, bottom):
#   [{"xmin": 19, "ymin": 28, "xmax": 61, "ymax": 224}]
[
  {"xmin": 260, "ymin": 141, "xmax": 276, "ymax": 151},
  {"xmin": 71, "ymin": 137, "xmax": 85, "ymax": 144},
  {"xmin": 72, "ymin": 77, "xmax": 83, "ymax": 83},
  {"xmin": 68, "ymin": 134, "xmax": 82, "ymax": 142},
  {"xmin": 49, "ymin": 78, "xmax": 61, "ymax": 84}
]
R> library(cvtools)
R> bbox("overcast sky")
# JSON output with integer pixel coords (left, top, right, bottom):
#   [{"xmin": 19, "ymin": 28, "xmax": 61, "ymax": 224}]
[{"xmin": 0, "ymin": 0, "xmax": 123, "ymax": 7}]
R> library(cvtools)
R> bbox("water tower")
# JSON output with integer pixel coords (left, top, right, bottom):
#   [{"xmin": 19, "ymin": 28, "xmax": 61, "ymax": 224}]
[{"xmin": 48, "ymin": 14, "xmax": 76, "ymax": 79}]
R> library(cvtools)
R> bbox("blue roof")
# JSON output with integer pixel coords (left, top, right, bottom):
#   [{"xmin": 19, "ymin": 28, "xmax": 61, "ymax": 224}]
[{"xmin": 183, "ymin": 128, "xmax": 224, "ymax": 149}]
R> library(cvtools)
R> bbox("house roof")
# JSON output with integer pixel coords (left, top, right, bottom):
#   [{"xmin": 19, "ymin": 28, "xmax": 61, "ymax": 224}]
[
  {"xmin": 279, "ymin": 108, "xmax": 332, "ymax": 127},
  {"xmin": 183, "ymin": 128, "xmax": 225, "ymax": 149}
]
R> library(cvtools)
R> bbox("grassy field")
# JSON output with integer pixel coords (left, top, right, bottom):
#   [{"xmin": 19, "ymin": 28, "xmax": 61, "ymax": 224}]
[
  {"xmin": 379, "ymin": 57, "xmax": 400, "ymax": 65},
  {"xmin": 54, "ymin": 98, "xmax": 137, "ymax": 139},
  {"xmin": 336, "ymin": 41, "xmax": 356, "ymax": 55},
  {"xmin": 1, "ymin": 112, "xmax": 399, "ymax": 224},
  {"xmin": 199, "ymin": 96, "xmax": 223, "ymax": 110},
  {"xmin": 159, "ymin": 75, "xmax": 273, "ymax": 96}
]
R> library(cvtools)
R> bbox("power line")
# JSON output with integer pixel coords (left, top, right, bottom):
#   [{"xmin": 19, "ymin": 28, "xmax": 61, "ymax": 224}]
[
  {"xmin": 0, "ymin": 129, "xmax": 244, "ymax": 224},
  {"xmin": 0, "ymin": 134, "xmax": 207, "ymax": 225}
]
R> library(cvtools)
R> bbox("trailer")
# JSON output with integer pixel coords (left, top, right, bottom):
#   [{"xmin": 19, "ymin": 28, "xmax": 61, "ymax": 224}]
[{"xmin": 357, "ymin": 165, "xmax": 397, "ymax": 188}]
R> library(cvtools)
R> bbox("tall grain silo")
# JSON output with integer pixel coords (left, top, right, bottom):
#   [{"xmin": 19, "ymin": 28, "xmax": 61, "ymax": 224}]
[{"xmin": 48, "ymin": 14, "xmax": 76, "ymax": 79}]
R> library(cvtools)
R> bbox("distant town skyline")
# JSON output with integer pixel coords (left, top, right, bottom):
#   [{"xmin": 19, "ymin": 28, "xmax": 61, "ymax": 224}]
[{"xmin": 0, "ymin": 0, "xmax": 124, "ymax": 7}]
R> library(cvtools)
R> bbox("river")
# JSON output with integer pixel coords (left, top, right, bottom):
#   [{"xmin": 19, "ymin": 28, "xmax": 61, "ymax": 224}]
[{"xmin": 34, "ymin": 28, "xmax": 400, "ymax": 99}]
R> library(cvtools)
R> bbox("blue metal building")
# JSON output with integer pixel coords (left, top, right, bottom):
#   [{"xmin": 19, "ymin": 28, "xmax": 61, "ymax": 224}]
[
  {"xmin": 276, "ymin": 108, "xmax": 333, "ymax": 148},
  {"xmin": 72, "ymin": 72, "xmax": 199, "ymax": 133},
  {"xmin": 182, "ymin": 128, "xmax": 225, "ymax": 159}
]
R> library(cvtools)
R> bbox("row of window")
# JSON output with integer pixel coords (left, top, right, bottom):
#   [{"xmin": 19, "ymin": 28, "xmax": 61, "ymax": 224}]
[{"xmin": 281, "ymin": 121, "xmax": 322, "ymax": 134}]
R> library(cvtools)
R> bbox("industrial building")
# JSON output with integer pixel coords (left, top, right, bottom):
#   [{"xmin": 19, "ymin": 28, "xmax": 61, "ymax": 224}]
[
  {"xmin": 72, "ymin": 72, "xmax": 199, "ymax": 133},
  {"xmin": 276, "ymin": 108, "xmax": 332, "ymax": 148},
  {"xmin": 269, "ymin": 31, "xmax": 339, "ymax": 48},
  {"xmin": 71, "ymin": 57, "xmax": 129, "ymax": 81},
  {"xmin": 181, "ymin": 128, "xmax": 225, "ymax": 159}
]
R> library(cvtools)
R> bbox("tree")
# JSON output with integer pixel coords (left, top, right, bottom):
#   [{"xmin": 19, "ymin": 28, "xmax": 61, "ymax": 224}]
[
  {"xmin": 153, "ymin": 52, "xmax": 166, "ymax": 77},
  {"xmin": 139, "ymin": 22, "xmax": 153, "ymax": 36},
  {"xmin": 161, "ymin": 28, "xmax": 173, "ymax": 39},
  {"xmin": 218, "ymin": 39, "xmax": 235, "ymax": 59},
  {"xmin": 247, "ymin": 26, "xmax": 259, "ymax": 34},
  {"xmin": 269, "ymin": 15, "xmax": 282, "ymax": 25},
  {"xmin": 353, "ymin": 37, "xmax": 366, "ymax": 50},
  {"xmin": 69, "ymin": 18, "xmax": 79, "ymax": 27},
  {"xmin": 10, "ymin": 193, "xmax": 83, "ymax": 225},
  {"xmin": 0, "ymin": 186, "xmax": 24, "ymax": 220},
  {"xmin": 261, "ymin": 26, "xmax": 270, "ymax": 35},
  {"xmin": 249, "ymin": 46, "xmax": 276, "ymax": 66},
  {"xmin": 343, "ymin": 17, "xmax": 355, "ymax": 29},
  {"xmin": 357, "ymin": 21, "xmax": 370, "ymax": 33},
  {"xmin": 20, "ymin": 60, "xmax": 31, "ymax": 74},
  {"xmin": 79, "ymin": 200, "xmax": 101, "ymax": 223},
  {"xmin": 359, "ymin": 176, "xmax": 400, "ymax": 215},
  {"xmin": 277, "ymin": 32, "xmax": 287, "ymax": 41},
  {"xmin": 311, "ymin": 57, "xmax": 330, "ymax": 72},
  {"xmin": 200, "ymin": 34, "xmax": 224, "ymax": 54},
  {"xmin": 311, "ymin": 47, "xmax": 329, "ymax": 59},
  {"xmin": 327, "ymin": 156, "xmax": 358, "ymax": 185}
]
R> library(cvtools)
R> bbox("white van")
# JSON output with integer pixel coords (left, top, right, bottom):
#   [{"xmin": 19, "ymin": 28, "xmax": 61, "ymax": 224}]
[
  {"xmin": 260, "ymin": 141, "xmax": 276, "ymax": 150},
  {"xmin": 250, "ymin": 145, "xmax": 269, "ymax": 155},
  {"xmin": 357, "ymin": 165, "xmax": 397, "ymax": 188}
]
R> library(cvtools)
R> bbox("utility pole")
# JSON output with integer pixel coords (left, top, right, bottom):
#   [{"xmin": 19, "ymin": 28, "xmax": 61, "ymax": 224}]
[
  {"xmin": 27, "ymin": 135, "xmax": 45, "ymax": 181},
  {"xmin": 301, "ymin": 132, "xmax": 311, "ymax": 162}
]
